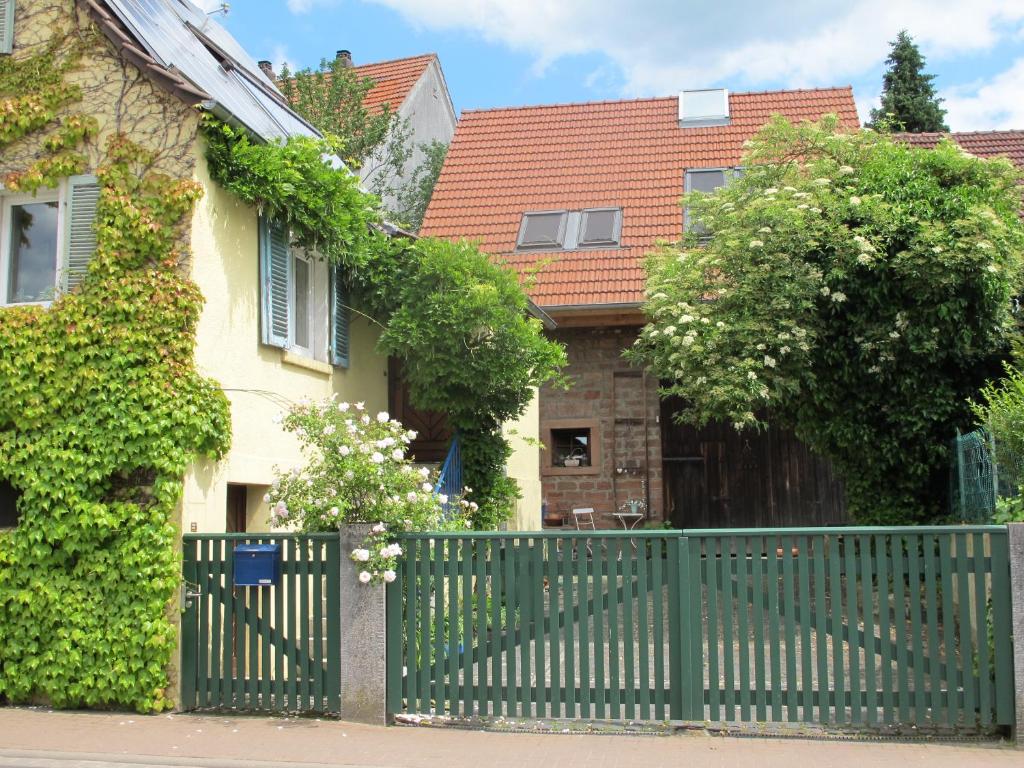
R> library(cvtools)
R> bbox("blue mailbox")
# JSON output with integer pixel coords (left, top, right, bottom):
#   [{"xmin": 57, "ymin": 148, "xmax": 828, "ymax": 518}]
[{"xmin": 233, "ymin": 543, "xmax": 281, "ymax": 586}]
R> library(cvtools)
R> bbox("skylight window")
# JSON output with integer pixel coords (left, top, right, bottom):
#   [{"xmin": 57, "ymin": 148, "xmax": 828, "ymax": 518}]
[
  {"xmin": 679, "ymin": 88, "xmax": 730, "ymax": 127},
  {"xmin": 517, "ymin": 211, "xmax": 568, "ymax": 249},
  {"xmin": 578, "ymin": 208, "xmax": 622, "ymax": 248}
]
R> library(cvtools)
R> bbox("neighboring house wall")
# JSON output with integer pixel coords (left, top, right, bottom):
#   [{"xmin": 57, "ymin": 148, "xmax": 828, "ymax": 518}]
[
  {"xmin": 360, "ymin": 60, "xmax": 456, "ymax": 213},
  {"xmin": 539, "ymin": 327, "xmax": 664, "ymax": 528},
  {"xmin": 185, "ymin": 147, "xmax": 389, "ymax": 533}
]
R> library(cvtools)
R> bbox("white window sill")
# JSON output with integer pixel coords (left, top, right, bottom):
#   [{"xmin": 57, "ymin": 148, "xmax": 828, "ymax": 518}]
[{"xmin": 281, "ymin": 349, "xmax": 332, "ymax": 376}]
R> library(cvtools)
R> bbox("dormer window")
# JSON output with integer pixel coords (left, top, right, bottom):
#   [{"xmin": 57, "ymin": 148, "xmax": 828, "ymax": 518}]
[
  {"xmin": 679, "ymin": 88, "xmax": 730, "ymax": 128},
  {"xmin": 517, "ymin": 211, "xmax": 568, "ymax": 250},
  {"xmin": 516, "ymin": 208, "xmax": 623, "ymax": 251}
]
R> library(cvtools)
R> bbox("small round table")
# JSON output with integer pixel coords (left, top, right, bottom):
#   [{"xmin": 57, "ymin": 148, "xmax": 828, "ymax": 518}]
[{"xmin": 612, "ymin": 511, "xmax": 645, "ymax": 530}]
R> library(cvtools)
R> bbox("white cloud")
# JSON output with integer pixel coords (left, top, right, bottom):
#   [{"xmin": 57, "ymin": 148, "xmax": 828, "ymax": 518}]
[
  {"xmin": 943, "ymin": 58, "xmax": 1024, "ymax": 131},
  {"xmin": 271, "ymin": 43, "xmax": 296, "ymax": 75},
  {"xmin": 361, "ymin": 0, "xmax": 1024, "ymax": 96}
]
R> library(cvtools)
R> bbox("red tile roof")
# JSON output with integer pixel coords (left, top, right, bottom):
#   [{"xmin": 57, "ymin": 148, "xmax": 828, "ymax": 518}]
[
  {"xmin": 352, "ymin": 54, "xmax": 435, "ymax": 113},
  {"xmin": 420, "ymin": 87, "xmax": 860, "ymax": 308},
  {"xmin": 900, "ymin": 130, "xmax": 1024, "ymax": 167}
]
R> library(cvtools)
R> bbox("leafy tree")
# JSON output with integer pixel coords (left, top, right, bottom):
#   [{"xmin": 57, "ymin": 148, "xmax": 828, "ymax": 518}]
[
  {"xmin": 393, "ymin": 140, "xmax": 449, "ymax": 231},
  {"xmin": 633, "ymin": 116, "xmax": 1023, "ymax": 524},
  {"xmin": 278, "ymin": 57, "xmax": 398, "ymax": 169},
  {"xmin": 277, "ymin": 57, "xmax": 438, "ymax": 231},
  {"xmin": 868, "ymin": 30, "xmax": 948, "ymax": 132}
]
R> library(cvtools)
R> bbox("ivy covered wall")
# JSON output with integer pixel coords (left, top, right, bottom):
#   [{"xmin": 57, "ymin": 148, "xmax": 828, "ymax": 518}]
[{"xmin": 0, "ymin": 0, "xmax": 231, "ymax": 711}]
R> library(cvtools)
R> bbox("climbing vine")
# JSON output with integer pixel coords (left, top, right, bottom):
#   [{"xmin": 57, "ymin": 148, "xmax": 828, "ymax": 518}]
[
  {"xmin": 0, "ymin": 5, "xmax": 230, "ymax": 713},
  {"xmin": 202, "ymin": 119, "xmax": 567, "ymax": 526}
]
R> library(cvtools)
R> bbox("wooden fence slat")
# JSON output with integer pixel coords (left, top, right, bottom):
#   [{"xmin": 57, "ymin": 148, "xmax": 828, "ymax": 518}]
[
  {"xmin": 973, "ymin": 532, "xmax": 991, "ymax": 726},
  {"xmin": 706, "ymin": 537, "xmax": 720, "ymax": 721},
  {"xmin": 651, "ymin": 537, "xmax": 665, "ymax": 721},
  {"xmin": 844, "ymin": 533, "xmax": 861, "ymax": 725},
  {"xmin": 576, "ymin": 537, "xmax": 592, "ymax": 719},
  {"xmin": 751, "ymin": 535, "xmax": 767, "ymax": 722},
  {"xmin": 781, "ymin": 536, "xmax": 797, "ymax": 722},
  {"xmin": 532, "ymin": 539, "xmax": 545, "ymax": 717},
  {"xmin": 607, "ymin": 542, "xmax": 621, "ymax": 720},
  {"xmin": 812, "ymin": 536, "xmax": 829, "ymax": 724},
  {"xmin": 547, "ymin": 538, "xmax": 562, "ymax": 719},
  {"xmin": 447, "ymin": 538, "xmax": 459, "ymax": 716},
  {"xmin": 954, "ymin": 533, "xmax": 975, "ymax": 727},
  {"xmin": 859, "ymin": 535, "xmax": 877, "ymax": 725},
  {"xmin": 923, "ymin": 534, "xmax": 942, "ymax": 724},
  {"xmin": 876, "ymin": 534, "xmax": 893, "ymax": 724},
  {"xmin": 990, "ymin": 531, "xmax": 1013, "ymax": 725},
  {"xmin": 474, "ymin": 538, "xmax": 487, "ymax": 716},
  {"xmin": 797, "ymin": 536, "xmax": 813, "ymax": 723},
  {"xmin": 828, "ymin": 534, "xmax": 844, "ymax": 725},
  {"xmin": 209, "ymin": 540, "xmax": 224, "ymax": 708},
  {"xmin": 737, "ymin": 537, "xmax": 752, "ymax": 722},
  {"xmin": 766, "ymin": 535, "xmax": 783, "ymax": 721},
  {"xmin": 938, "ymin": 535, "xmax": 956, "ymax": 726},
  {"xmin": 593, "ymin": 539, "xmax": 607, "ymax": 720},
  {"xmin": 721, "ymin": 539, "xmax": 736, "ymax": 722}
]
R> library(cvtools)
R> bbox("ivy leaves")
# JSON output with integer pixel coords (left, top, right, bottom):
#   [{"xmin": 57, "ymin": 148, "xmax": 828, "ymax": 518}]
[{"xmin": 0, "ymin": 134, "xmax": 231, "ymax": 712}]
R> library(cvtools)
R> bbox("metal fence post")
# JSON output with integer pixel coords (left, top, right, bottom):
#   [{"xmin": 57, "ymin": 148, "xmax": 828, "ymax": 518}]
[{"xmin": 1007, "ymin": 523, "xmax": 1024, "ymax": 745}]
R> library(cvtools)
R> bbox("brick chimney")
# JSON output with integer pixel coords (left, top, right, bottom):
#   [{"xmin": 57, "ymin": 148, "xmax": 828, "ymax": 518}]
[
  {"xmin": 257, "ymin": 60, "xmax": 275, "ymax": 79},
  {"xmin": 336, "ymin": 50, "xmax": 353, "ymax": 68}
]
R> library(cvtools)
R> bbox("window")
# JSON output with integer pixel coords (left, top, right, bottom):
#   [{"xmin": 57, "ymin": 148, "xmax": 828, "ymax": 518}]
[
  {"xmin": 291, "ymin": 253, "xmax": 312, "ymax": 353},
  {"xmin": 516, "ymin": 208, "xmax": 623, "ymax": 251},
  {"xmin": 0, "ymin": 479, "xmax": 20, "ymax": 529},
  {"xmin": 542, "ymin": 418, "xmax": 601, "ymax": 476},
  {"xmin": 517, "ymin": 211, "xmax": 567, "ymax": 250},
  {"xmin": 0, "ymin": 0, "xmax": 14, "ymax": 55},
  {"xmin": 578, "ymin": 208, "xmax": 622, "ymax": 248},
  {"xmin": 551, "ymin": 427, "xmax": 591, "ymax": 467},
  {"xmin": 259, "ymin": 216, "xmax": 349, "ymax": 367},
  {"xmin": 0, "ymin": 176, "xmax": 99, "ymax": 307},
  {"xmin": 684, "ymin": 168, "xmax": 732, "ymax": 235},
  {"xmin": 678, "ymin": 88, "xmax": 730, "ymax": 127}
]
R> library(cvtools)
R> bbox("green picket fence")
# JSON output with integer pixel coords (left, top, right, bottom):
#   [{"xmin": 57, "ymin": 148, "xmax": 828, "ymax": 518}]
[
  {"xmin": 181, "ymin": 534, "xmax": 341, "ymax": 713},
  {"xmin": 386, "ymin": 526, "xmax": 1015, "ymax": 729}
]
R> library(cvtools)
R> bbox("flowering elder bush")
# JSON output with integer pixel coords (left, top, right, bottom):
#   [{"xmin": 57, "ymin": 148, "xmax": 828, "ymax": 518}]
[
  {"xmin": 633, "ymin": 115, "xmax": 1024, "ymax": 524},
  {"xmin": 266, "ymin": 398, "xmax": 471, "ymax": 582}
]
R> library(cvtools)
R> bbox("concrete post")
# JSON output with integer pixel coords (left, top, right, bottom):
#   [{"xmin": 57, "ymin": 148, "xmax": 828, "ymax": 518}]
[
  {"xmin": 1008, "ymin": 523, "xmax": 1024, "ymax": 745},
  {"xmin": 339, "ymin": 523, "xmax": 387, "ymax": 725}
]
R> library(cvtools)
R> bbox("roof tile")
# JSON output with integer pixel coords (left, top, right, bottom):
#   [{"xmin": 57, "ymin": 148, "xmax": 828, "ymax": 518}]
[{"xmin": 352, "ymin": 54, "xmax": 435, "ymax": 113}]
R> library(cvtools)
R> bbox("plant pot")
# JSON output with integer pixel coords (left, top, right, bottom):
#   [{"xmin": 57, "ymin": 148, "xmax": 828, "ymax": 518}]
[
  {"xmin": 543, "ymin": 511, "xmax": 564, "ymax": 527},
  {"xmin": 563, "ymin": 458, "xmax": 580, "ymax": 467}
]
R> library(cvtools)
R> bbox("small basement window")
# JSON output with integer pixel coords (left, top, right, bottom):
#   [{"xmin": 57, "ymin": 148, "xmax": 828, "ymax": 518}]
[
  {"xmin": 578, "ymin": 208, "xmax": 622, "ymax": 248},
  {"xmin": 516, "ymin": 211, "xmax": 568, "ymax": 250},
  {"xmin": 551, "ymin": 427, "xmax": 592, "ymax": 468},
  {"xmin": 0, "ymin": 479, "xmax": 21, "ymax": 528}
]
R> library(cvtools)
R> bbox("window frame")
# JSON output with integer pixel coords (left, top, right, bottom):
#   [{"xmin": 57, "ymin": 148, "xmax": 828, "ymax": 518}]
[
  {"xmin": 577, "ymin": 207, "xmax": 623, "ymax": 249},
  {"xmin": 515, "ymin": 209, "xmax": 569, "ymax": 251},
  {"xmin": 0, "ymin": 186, "xmax": 63, "ymax": 308}
]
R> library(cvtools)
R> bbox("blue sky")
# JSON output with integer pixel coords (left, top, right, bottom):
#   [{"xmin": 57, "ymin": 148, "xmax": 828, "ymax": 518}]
[{"xmin": 207, "ymin": 0, "xmax": 1024, "ymax": 131}]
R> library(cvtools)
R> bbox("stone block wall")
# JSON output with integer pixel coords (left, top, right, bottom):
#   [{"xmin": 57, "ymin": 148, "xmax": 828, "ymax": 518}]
[{"xmin": 539, "ymin": 326, "xmax": 663, "ymax": 528}]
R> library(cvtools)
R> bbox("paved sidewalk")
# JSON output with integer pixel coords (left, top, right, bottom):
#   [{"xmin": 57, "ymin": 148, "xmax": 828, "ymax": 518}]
[{"xmin": 0, "ymin": 707, "xmax": 1018, "ymax": 768}]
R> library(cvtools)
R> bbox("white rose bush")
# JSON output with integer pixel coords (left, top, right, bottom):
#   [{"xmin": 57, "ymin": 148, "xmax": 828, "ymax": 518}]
[
  {"xmin": 266, "ymin": 398, "xmax": 471, "ymax": 582},
  {"xmin": 633, "ymin": 115, "xmax": 1024, "ymax": 524}
]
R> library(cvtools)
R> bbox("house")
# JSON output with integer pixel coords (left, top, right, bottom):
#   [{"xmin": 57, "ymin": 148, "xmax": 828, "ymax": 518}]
[
  {"xmin": 0, "ymin": 0, "xmax": 392, "ymax": 536},
  {"xmin": 421, "ymin": 87, "xmax": 861, "ymax": 529}
]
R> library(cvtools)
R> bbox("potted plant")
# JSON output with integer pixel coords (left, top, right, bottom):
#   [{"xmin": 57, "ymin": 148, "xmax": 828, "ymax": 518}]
[{"xmin": 562, "ymin": 448, "xmax": 585, "ymax": 468}]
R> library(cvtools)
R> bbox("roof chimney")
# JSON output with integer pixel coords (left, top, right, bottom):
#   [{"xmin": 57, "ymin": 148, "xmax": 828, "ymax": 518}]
[
  {"xmin": 336, "ymin": 49, "xmax": 353, "ymax": 68},
  {"xmin": 257, "ymin": 60, "xmax": 275, "ymax": 79}
]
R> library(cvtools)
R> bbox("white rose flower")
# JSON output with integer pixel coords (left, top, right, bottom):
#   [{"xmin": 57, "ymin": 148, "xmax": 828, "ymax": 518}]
[
  {"xmin": 418, "ymin": 466, "xmax": 430, "ymax": 478},
  {"xmin": 376, "ymin": 411, "xmax": 390, "ymax": 423},
  {"xmin": 372, "ymin": 522, "xmax": 386, "ymax": 533},
  {"xmin": 263, "ymin": 493, "xmax": 271, "ymax": 503},
  {"xmin": 421, "ymin": 482, "xmax": 433, "ymax": 492},
  {"xmin": 407, "ymin": 491, "xmax": 418, "ymax": 502},
  {"xmin": 438, "ymin": 494, "xmax": 449, "ymax": 504},
  {"xmin": 361, "ymin": 415, "xmax": 371, "ymax": 425},
  {"xmin": 358, "ymin": 571, "xmax": 372, "ymax": 584},
  {"xmin": 352, "ymin": 548, "xmax": 370, "ymax": 562},
  {"xmin": 382, "ymin": 570, "xmax": 397, "ymax": 583},
  {"xmin": 339, "ymin": 445, "xmax": 351, "ymax": 456},
  {"xmin": 392, "ymin": 448, "xmax": 405, "ymax": 461},
  {"xmin": 355, "ymin": 401, "xmax": 365, "ymax": 410},
  {"xmin": 338, "ymin": 402, "xmax": 350, "ymax": 412}
]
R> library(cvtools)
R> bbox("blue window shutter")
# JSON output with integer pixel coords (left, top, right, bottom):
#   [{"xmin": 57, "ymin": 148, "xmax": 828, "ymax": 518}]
[
  {"xmin": 330, "ymin": 264, "xmax": 350, "ymax": 368},
  {"xmin": 259, "ymin": 216, "xmax": 290, "ymax": 348},
  {"xmin": 61, "ymin": 174, "xmax": 100, "ymax": 292},
  {"xmin": 0, "ymin": 0, "xmax": 14, "ymax": 55}
]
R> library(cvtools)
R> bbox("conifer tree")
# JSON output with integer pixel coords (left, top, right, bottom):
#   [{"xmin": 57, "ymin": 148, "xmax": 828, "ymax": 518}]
[{"xmin": 868, "ymin": 30, "xmax": 948, "ymax": 132}]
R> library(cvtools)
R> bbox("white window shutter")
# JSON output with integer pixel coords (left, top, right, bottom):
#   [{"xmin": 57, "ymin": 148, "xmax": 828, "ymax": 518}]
[
  {"xmin": 330, "ymin": 264, "xmax": 349, "ymax": 368},
  {"xmin": 61, "ymin": 174, "xmax": 100, "ymax": 292},
  {"xmin": 0, "ymin": 0, "xmax": 14, "ymax": 55},
  {"xmin": 259, "ymin": 216, "xmax": 290, "ymax": 348}
]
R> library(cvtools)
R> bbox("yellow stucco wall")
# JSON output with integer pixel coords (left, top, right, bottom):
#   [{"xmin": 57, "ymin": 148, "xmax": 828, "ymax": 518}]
[
  {"xmin": 504, "ymin": 388, "xmax": 542, "ymax": 531},
  {"xmin": 183, "ymin": 146, "xmax": 389, "ymax": 534}
]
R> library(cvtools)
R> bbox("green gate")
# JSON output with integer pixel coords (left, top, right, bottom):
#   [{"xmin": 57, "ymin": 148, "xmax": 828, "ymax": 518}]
[
  {"xmin": 386, "ymin": 526, "xmax": 1016, "ymax": 729},
  {"xmin": 180, "ymin": 533, "xmax": 341, "ymax": 713}
]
